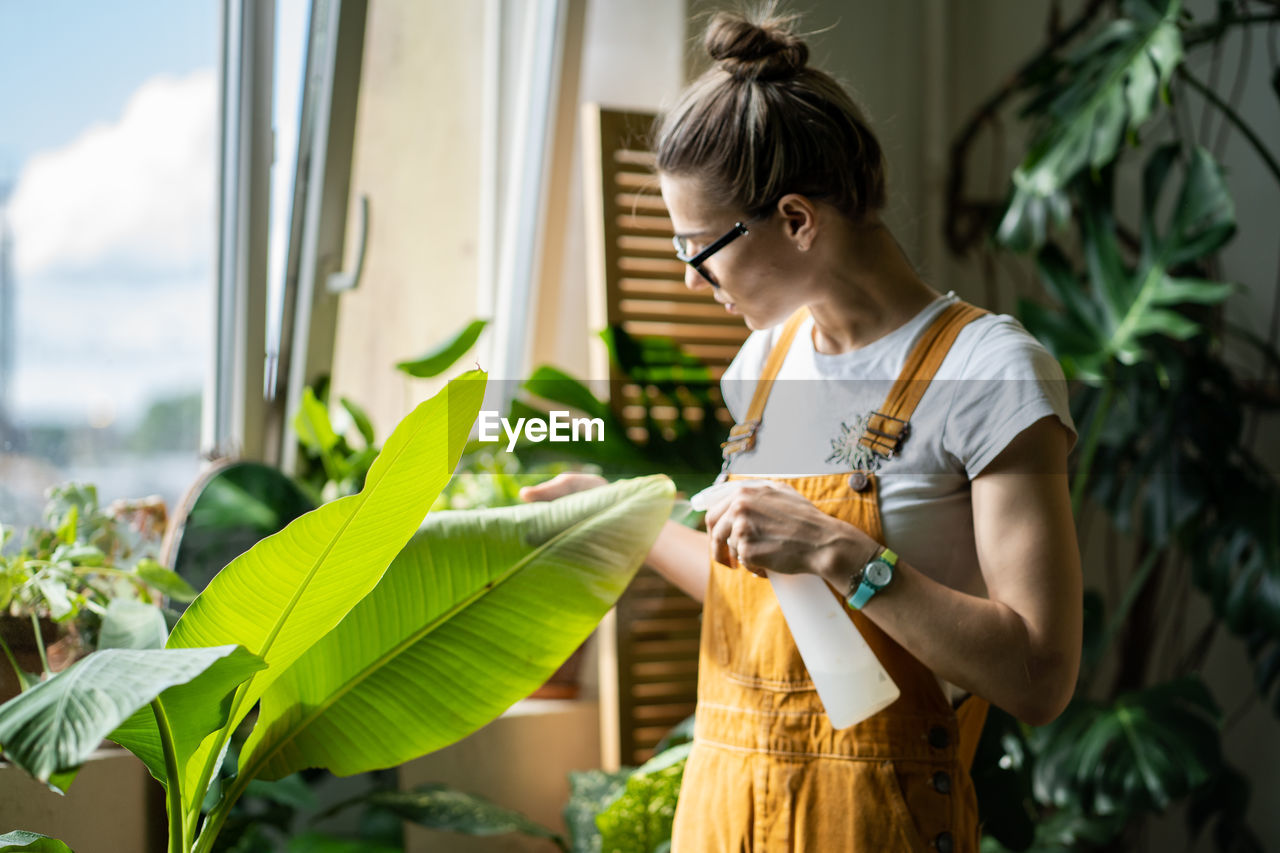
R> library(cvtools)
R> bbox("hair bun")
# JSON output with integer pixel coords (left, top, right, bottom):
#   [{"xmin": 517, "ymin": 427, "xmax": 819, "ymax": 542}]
[{"xmin": 705, "ymin": 11, "xmax": 809, "ymax": 83}]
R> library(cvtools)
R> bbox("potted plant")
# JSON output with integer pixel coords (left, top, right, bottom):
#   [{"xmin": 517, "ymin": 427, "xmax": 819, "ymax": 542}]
[
  {"xmin": 0, "ymin": 483, "xmax": 196, "ymax": 702},
  {"xmin": 0, "ymin": 371, "xmax": 676, "ymax": 853}
]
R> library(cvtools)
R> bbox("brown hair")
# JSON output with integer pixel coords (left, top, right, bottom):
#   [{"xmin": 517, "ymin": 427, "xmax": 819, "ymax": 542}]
[{"xmin": 655, "ymin": 6, "xmax": 887, "ymax": 221}]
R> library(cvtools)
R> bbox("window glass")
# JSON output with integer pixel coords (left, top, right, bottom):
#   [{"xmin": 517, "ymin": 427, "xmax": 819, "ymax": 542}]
[
  {"xmin": 0, "ymin": 2, "xmax": 219, "ymax": 526},
  {"xmin": 266, "ymin": 0, "xmax": 313, "ymax": 398}
]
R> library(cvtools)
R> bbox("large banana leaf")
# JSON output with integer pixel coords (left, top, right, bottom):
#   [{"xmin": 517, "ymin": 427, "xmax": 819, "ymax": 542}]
[
  {"xmin": 1030, "ymin": 676, "xmax": 1221, "ymax": 817},
  {"xmin": 162, "ymin": 373, "xmax": 485, "ymax": 805},
  {"xmin": 235, "ymin": 475, "xmax": 674, "ymax": 782},
  {"xmin": 0, "ymin": 645, "xmax": 262, "ymax": 785},
  {"xmin": 997, "ymin": 0, "xmax": 1183, "ymax": 249},
  {"xmin": 1019, "ymin": 145, "xmax": 1235, "ymax": 382}
]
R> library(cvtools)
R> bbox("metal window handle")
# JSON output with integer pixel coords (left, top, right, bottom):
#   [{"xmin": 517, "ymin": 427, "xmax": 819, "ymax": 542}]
[{"xmin": 327, "ymin": 194, "xmax": 369, "ymax": 293}]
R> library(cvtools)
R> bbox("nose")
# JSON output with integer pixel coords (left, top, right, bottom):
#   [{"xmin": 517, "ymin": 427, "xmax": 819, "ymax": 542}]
[{"xmin": 684, "ymin": 263, "xmax": 714, "ymax": 292}]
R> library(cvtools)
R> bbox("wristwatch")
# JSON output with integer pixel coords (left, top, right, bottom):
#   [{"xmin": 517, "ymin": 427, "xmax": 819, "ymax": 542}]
[{"xmin": 846, "ymin": 547, "xmax": 898, "ymax": 610}]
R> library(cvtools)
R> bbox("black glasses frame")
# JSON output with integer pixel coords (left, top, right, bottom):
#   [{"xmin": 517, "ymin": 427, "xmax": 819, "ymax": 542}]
[{"xmin": 673, "ymin": 221, "xmax": 749, "ymax": 288}]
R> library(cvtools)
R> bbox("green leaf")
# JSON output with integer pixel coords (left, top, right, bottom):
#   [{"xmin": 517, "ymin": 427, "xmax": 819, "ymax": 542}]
[
  {"xmin": 0, "ymin": 831, "xmax": 75, "ymax": 852},
  {"xmin": 294, "ymin": 386, "xmax": 340, "ymax": 454},
  {"xmin": 1146, "ymin": 146, "xmax": 1236, "ymax": 268},
  {"xmin": 286, "ymin": 833, "xmax": 400, "ymax": 853},
  {"xmin": 243, "ymin": 773, "xmax": 318, "ymax": 810},
  {"xmin": 339, "ymin": 396, "xmax": 377, "ymax": 447},
  {"xmin": 238, "ymin": 475, "xmax": 674, "ymax": 781},
  {"xmin": 326, "ymin": 784, "xmax": 565, "ymax": 848},
  {"xmin": 98, "ymin": 599, "xmax": 168, "ymax": 650},
  {"xmin": 595, "ymin": 746, "xmax": 687, "ymax": 853},
  {"xmin": 1034, "ymin": 245, "xmax": 1104, "ymax": 336},
  {"xmin": 32, "ymin": 576, "xmax": 73, "ymax": 621},
  {"xmin": 135, "ymin": 558, "xmax": 199, "ymax": 602},
  {"xmin": 997, "ymin": 0, "xmax": 1183, "ymax": 249},
  {"xmin": 396, "ymin": 319, "xmax": 489, "ymax": 378},
  {"xmin": 168, "ymin": 372, "xmax": 486, "ymax": 808},
  {"xmin": 565, "ymin": 768, "xmax": 632, "ymax": 853},
  {"xmin": 0, "ymin": 645, "xmax": 261, "ymax": 786},
  {"xmin": 107, "ymin": 646, "xmax": 267, "ymax": 788},
  {"xmin": 1022, "ymin": 145, "xmax": 1236, "ymax": 382},
  {"xmin": 55, "ymin": 504, "xmax": 78, "ymax": 546},
  {"xmin": 1030, "ymin": 677, "xmax": 1222, "ymax": 817},
  {"xmin": 57, "ymin": 544, "xmax": 104, "ymax": 567},
  {"xmin": 522, "ymin": 364, "xmax": 613, "ymax": 422},
  {"xmin": 1127, "ymin": 308, "xmax": 1200, "ymax": 342},
  {"xmin": 1149, "ymin": 275, "xmax": 1234, "ymax": 307}
]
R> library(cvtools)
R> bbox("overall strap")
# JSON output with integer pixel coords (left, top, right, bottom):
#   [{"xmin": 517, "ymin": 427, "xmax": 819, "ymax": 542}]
[
  {"xmin": 859, "ymin": 301, "xmax": 988, "ymax": 460},
  {"xmin": 719, "ymin": 307, "xmax": 810, "ymax": 461}
]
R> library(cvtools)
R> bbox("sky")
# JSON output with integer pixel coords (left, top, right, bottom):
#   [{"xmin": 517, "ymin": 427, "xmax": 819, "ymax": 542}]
[{"xmin": 0, "ymin": 0, "xmax": 307, "ymax": 428}]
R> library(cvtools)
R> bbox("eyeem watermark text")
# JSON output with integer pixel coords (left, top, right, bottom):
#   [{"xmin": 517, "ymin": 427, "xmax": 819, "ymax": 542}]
[{"xmin": 477, "ymin": 411, "xmax": 605, "ymax": 451}]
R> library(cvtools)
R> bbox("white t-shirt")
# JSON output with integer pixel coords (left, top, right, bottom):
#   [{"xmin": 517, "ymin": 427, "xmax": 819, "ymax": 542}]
[{"xmin": 721, "ymin": 289, "xmax": 1076, "ymax": 613}]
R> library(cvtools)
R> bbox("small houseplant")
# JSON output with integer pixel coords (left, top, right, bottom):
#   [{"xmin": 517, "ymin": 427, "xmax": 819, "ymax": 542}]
[{"xmin": 1, "ymin": 483, "xmax": 196, "ymax": 701}]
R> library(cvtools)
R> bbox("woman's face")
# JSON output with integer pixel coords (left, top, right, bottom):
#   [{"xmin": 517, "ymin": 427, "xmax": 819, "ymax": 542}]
[{"xmin": 659, "ymin": 173, "xmax": 811, "ymax": 331}]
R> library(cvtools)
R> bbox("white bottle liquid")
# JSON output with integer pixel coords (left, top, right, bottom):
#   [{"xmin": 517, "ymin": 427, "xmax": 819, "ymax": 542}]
[
  {"xmin": 767, "ymin": 570, "xmax": 900, "ymax": 728},
  {"xmin": 691, "ymin": 480, "xmax": 901, "ymax": 729}
]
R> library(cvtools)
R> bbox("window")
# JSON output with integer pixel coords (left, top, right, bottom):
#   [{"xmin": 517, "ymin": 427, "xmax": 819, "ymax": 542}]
[{"xmin": 0, "ymin": 2, "xmax": 221, "ymax": 525}]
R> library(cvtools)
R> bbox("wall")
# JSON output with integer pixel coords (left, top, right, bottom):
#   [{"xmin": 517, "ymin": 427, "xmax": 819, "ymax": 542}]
[
  {"xmin": 0, "ymin": 749, "xmax": 161, "ymax": 853},
  {"xmin": 327, "ymin": 1, "xmax": 486, "ymax": 435},
  {"xmin": 528, "ymin": 0, "xmax": 688, "ymax": 375}
]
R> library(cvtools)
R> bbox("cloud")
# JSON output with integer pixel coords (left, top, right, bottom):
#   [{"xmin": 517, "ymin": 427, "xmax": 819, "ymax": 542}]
[
  {"xmin": 7, "ymin": 68, "xmax": 217, "ymax": 280},
  {"xmin": 12, "ymin": 273, "xmax": 210, "ymax": 425}
]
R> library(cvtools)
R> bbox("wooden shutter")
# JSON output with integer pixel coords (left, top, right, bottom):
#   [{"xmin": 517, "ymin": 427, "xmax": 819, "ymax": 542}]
[{"xmin": 582, "ymin": 104, "xmax": 752, "ymax": 767}]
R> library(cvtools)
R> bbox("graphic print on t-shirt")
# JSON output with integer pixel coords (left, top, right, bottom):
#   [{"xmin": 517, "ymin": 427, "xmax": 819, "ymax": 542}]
[{"xmin": 825, "ymin": 411, "xmax": 884, "ymax": 472}]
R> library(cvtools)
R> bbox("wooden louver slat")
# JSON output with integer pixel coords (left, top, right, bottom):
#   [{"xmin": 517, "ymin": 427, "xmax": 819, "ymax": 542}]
[{"xmin": 584, "ymin": 104, "xmax": 755, "ymax": 767}]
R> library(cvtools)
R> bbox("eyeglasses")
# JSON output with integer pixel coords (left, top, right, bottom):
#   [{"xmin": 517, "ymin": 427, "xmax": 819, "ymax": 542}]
[{"xmin": 672, "ymin": 221, "xmax": 749, "ymax": 288}]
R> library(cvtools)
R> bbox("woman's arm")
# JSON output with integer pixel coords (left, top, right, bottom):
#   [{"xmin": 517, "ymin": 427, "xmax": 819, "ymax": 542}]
[
  {"xmin": 707, "ymin": 415, "xmax": 1082, "ymax": 725},
  {"xmin": 521, "ymin": 474, "xmax": 711, "ymax": 602},
  {"xmin": 645, "ymin": 520, "xmax": 712, "ymax": 602},
  {"xmin": 849, "ymin": 416, "xmax": 1080, "ymax": 723}
]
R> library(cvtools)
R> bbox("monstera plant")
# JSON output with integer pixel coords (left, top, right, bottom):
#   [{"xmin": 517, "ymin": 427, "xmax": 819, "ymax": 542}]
[
  {"xmin": 0, "ymin": 371, "xmax": 676, "ymax": 853},
  {"xmin": 947, "ymin": 0, "xmax": 1280, "ymax": 850}
]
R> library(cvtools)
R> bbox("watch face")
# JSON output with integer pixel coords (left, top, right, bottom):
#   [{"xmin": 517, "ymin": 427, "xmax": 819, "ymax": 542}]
[{"xmin": 866, "ymin": 561, "xmax": 893, "ymax": 586}]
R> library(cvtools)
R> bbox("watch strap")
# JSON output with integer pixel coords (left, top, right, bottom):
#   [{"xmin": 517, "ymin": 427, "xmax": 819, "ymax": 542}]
[{"xmin": 849, "ymin": 547, "xmax": 898, "ymax": 610}]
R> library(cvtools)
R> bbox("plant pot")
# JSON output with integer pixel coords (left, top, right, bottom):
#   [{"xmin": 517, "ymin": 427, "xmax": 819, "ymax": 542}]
[{"xmin": 0, "ymin": 745, "xmax": 166, "ymax": 852}]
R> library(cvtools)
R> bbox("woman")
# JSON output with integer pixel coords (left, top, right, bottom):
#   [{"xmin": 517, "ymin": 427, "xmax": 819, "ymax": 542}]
[{"xmin": 524, "ymin": 8, "xmax": 1082, "ymax": 851}]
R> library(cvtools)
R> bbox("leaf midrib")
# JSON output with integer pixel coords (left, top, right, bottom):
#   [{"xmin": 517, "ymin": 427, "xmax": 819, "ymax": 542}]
[{"xmin": 1103, "ymin": 183, "xmax": 1201, "ymax": 359}]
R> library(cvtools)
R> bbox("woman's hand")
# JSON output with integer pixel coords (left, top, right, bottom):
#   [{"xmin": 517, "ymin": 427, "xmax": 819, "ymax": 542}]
[
  {"xmin": 518, "ymin": 471, "xmax": 607, "ymax": 503},
  {"xmin": 704, "ymin": 481, "xmax": 878, "ymax": 582}
]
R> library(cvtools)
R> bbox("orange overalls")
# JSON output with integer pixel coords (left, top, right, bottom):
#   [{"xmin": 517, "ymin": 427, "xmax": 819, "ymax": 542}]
[{"xmin": 671, "ymin": 301, "xmax": 990, "ymax": 852}]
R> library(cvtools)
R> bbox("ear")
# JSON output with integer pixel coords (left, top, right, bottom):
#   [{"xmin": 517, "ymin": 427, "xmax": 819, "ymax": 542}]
[{"xmin": 775, "ymin": 193, "xmax": 820, "ymax": 251}]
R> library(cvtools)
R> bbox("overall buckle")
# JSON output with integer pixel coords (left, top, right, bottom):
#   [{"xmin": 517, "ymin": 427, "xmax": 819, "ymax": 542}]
[
  {"xmin": 860, "ymin": 411, "xmax": 911, "ymax": 458},
  {"xmin": 718, "ymin": 419, "xmax": 761, "ymax": 477}
]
